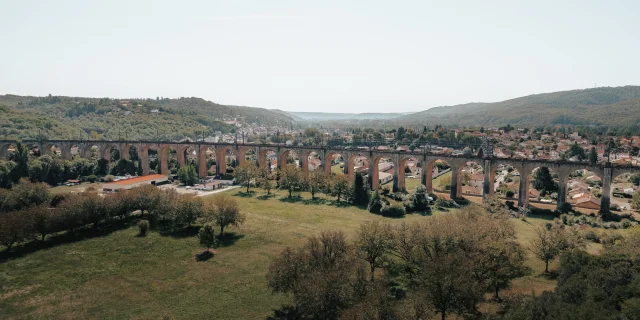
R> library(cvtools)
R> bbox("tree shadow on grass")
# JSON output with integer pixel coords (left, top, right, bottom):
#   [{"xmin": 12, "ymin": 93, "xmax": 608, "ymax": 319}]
[
  {"xmin": 279, "ymin": 195, "xmax": 304, "ymax": 203},
  {"xmin": 234, "ymin": 191, "xmax": 255, "ymax": 198},
  {"xmin": 301, "ymin": 198, "xmax": 328, "ymax": 205},
  {"xmin": 535, "ymin": 271, "xmax": 558, "ymax": 281},
  {"xmin": 195, "ymin": 250, "xmax": 214, "ymax": 262},
  {"xmin": 257, "ymin": 194, "xmax": 276, "ymax": 200},
  {"xmin": 325, "ymin": 199, "xmax": 352, "ymax": 208},
  {"xmin": 159, "ymin": 225, "xmax": 201, "ymax": 238},
  {"xmin": 453, "ymin": 197, "xmax": 472, "ymax": 206},
  {"xmin": 217, "ymin": 232, "xmax": 244, "ymax": 247},
  {"xmin": 413, "ymin": 209, "xmax": 433, "ymax": 216},
  {"xmin": 0, "ymin": 218, "xmax": 135, "ymax": 263}
]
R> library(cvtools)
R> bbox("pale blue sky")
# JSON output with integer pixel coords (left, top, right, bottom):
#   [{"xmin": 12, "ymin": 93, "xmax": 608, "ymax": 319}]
[{"xmin": 1, "ymin": 0, "xmax": 639, "ymax": 113}]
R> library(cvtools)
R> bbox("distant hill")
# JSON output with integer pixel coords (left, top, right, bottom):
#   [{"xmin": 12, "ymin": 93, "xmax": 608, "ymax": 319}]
[
  {"xmin": 286, "ymin": 111, "xmax": 408, "ymax": 121},
  {"xmin": 396, "ymin": 86, "xmax": 640, "ymax": 129},
  {"xmin": 0, "ymin": 95, "xmax": 295, "ymax": 141}
]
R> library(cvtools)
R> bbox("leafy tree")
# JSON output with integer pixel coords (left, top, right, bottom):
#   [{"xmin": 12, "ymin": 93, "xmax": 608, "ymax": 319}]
[
  {"xmin": 198, "ymin": 224, "xmax": 217, "ymax": 252},
  {"xmin": 367, "ymin": 190, "xmax": 383, "ymax": 213},
  {"xmin": 529, "ymin": 226, "xmax": 585, "ymax": 273},
  {"xmin": 0, "ymin": 178, "xmax": 50, "ymax": 212},
  {"xmin": 130, "ymin": 184, "xmax": 162, "ymax": 216},
  {"xmin": 531, "ymin": 167, "xmax": 557, "ymax": 196},
  {"xmin": 278, "ymin": 164, "xmax": 303, "ymax": 198},
  {"xmin": 331, "ymin": 174, "xmax": 350, "ymax": 202},
  {"xmin": 9, "ymin": 141, "xmax": 29, "ymax": 182},
  {"xmin": 589, "ymin": 147, "xmax": 598, "ymax": 164},
  {"xmin": 30, "ymin": 204, "xmax": 57, "ymax": 241},
  {"xmin": 95, "ymin": 158, "xmax": 109, "ymax": 176},
  {"xmin": 396, "ymin": 127, "xmax": 406, "ymax": 141},
  {"xmin": 268, "ymin": 231, "xmax": 357, "ymax": 319},
  {"xmin": 412, "ymin": 185, "xmax": 430, "ymax": 211},
  {"xmin": 177, "ymin": 165, "xmax": 198, "ymax": 186},
  {"xmin": 110, "ymin": 159, "xmax": 136, "ymax": 176},
  {"xmin": 569, "ymin": 142, "xmax": 586, "ymax": 160},
  {"xmin": 305, "ymin": 170, "xmax": 326, "ymax": 200},
  {"xmin": 176, "ymin": 194, "xmax": 203, "ymax": 226},
  {"xmin": 356, "ymin": 221, "xmax": 393, "ymax": 280},
  {"xmin": 256, "ymin": 167, "xmax": 275, "ymax": 195},
  {"xmin": 480, "ymin": 240, "xmax": 530, "ymax": 300},
  {"xmin": 0, "ymin": 210, "xmax": 32, "ymax": 250},
  {"xmin": 210, "ymin": 195, "xmax": 245, "ymax": 236},
  {"xmin": 413, "ymin": 221, "xmax": 479, "ymax": 319},
  {"xmin": 632, "ymin": 191, "xmax": 640, "ymax": 210},
  {"xmin": 352, "ymin": 172, "xmax": 369, "ymax": 206},
  {"xmin": 0, "ymin": 160, "xmax": 15, "ymax": 188},
  {"xmin": 234, "ymin": 162, "xmax": 258, "ymax": 192}
]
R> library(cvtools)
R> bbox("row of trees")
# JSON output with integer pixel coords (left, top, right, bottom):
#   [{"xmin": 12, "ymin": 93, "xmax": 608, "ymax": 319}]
[
  {"xmin": 268, "ymin": 207, "xmax": 530, "ymax": 320},
  {"xmin": 234, "ymin": 163, "xmax": 355, "ymax": 201},
  {"xmin": 0, "ymin": 180, "xmax": 245, "ymax": 251}
]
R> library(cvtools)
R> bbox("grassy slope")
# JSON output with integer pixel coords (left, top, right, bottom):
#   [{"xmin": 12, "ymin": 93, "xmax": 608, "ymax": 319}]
[{"xmin": 0, "ymin": 188, "xmax": 608, "ymax": 319}]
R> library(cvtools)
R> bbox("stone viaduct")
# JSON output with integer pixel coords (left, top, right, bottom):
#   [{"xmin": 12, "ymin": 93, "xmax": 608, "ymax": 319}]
[{"xmin": 1, "ymin": 139, "xmax": 638, "ymax": 214}]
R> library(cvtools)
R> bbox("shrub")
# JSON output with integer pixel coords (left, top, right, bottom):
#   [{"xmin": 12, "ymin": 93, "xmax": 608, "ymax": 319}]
[
  {"xmin": 198, "ymin": 224, "xmax": 217, "ymax": 251},
  {"xmin": 434, "ymin": 198, "xmax": 448, "ymax": 209},
  {"xmin": 87, "ymin": 175, "xmax": 97, "ymax": 183},
  {"xmin": 585, "ymin": 231, "xmax": 600, "ymax": 243},
  {"xmin": 50, "ymin": 194, "xmax": 66, "ymax": 207},
  {"xmin": 412, "ymin": 186, "xmax": 430, "ymax": 211},
  {"xmin": 137, "ymin": 220, "xmax": 149, "ymax": 236},
  {"xmin": 530, "ymin": 207, "xmax": 560, "ymax": 218},
  {"xmin": 367, "ymin": 191, "xmax": 383, "ymax": 214},
  {"xmin": 104, "ymin": 175, "xmax": 115, "ymax": 182},
  {"xmin": 380, "ymin": 203, "xmax": 406, "ymax": 217},
  {"xmin": 506, "ymin": 190, "xmax": 515, "ymax": 198},
  {"xmin": 558, "ymin": 202, "xmax": 573, "ymax": 214},
  {"xmin": 402, "ymin": 194, "xmax": 415, "ymax": 212},
  {"xmin": 621, "ymin": 219, "xmax": 634, "ymax": 229}
]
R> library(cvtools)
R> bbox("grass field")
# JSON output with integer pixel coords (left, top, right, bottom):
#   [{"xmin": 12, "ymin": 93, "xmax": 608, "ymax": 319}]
[
  {"xmin": 0, "ymin": 187, "xmax": 609, "ymax": 319},
  {"xmin": 48, "ymin": 182, "xmax": 104, "ymax": 195}
]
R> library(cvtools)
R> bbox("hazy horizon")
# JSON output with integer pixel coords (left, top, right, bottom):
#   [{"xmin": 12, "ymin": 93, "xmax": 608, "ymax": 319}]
[{"xmin": 2, "ymin": 0, "xmax": 640, "ymax": 113}]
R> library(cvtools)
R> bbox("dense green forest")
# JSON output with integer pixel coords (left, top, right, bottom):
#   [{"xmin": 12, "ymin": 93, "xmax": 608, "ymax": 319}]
[
  {"xmin": 394, "ymin": 86, "xmax": 640, "ymax": 134},
  {"xmin": 0, "ymin": 95, "xmax": 295, "ymax": 141}
]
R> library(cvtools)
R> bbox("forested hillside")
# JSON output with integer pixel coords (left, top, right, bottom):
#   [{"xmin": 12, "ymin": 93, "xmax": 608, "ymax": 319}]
[
  {"xmin": 396, "ymin": 86, "xmax": 640, "ymax": 133},
  {"xmin": 0, "ymin": 95, "xmax": 295, "ymax": 141}
]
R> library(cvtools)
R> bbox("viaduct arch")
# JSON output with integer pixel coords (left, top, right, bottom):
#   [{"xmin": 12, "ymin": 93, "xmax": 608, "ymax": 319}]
[{"xmin": 0, "ymin": 139, "xmax": 637, "ymax": 214}]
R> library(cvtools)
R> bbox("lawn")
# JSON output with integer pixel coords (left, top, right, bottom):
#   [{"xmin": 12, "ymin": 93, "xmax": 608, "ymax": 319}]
[
  {"xmin": 0, "ymin": 188, "xmax": 606, "ymax": 319},
  {"xmin": 49, "ymin": 182, "xmax": 104, "ymax": 195}
]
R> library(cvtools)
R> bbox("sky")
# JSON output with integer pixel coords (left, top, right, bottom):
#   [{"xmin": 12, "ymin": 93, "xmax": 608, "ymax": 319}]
[{"xmin": 1, "ymin": 0, "xmax": 639, "ymax": 113}]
